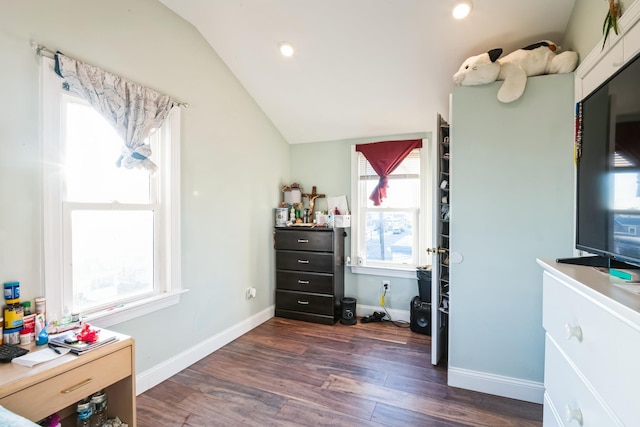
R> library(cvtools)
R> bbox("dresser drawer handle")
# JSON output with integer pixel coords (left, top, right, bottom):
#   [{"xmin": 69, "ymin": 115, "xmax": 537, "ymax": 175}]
[
  {"xmin": 297, "ymin": 239, "xmax": 309, "ymax": 243},
  {"xmin": 61, "ymin": 378, "xmax": 93, "ymax": 394},
  {"xmin": 298, "ymin": 280, "xmax": 310, "ymax": 284},
  {"xmin": 297, "ymin": 259, "xmax": 310, "ymax": 264},
  {"xmin": 564, "ymin": 323, "xmax": 583, "ymax": 342},
  {"xmin": 297, "ymin": 300, "xmax": 310, "ymax": 305},
  {"xmin": 564, "ymin": 404, "xmax": 583, "ymax": 425}
]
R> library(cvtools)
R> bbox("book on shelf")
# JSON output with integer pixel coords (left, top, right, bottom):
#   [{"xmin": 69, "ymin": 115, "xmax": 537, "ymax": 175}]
[{"xmin": 48, "ymin": 327, "xmax": 119, "ymax": 355}]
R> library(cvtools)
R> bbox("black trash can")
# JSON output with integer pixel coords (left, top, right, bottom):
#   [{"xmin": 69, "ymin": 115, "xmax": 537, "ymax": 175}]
[
  {"xmin": 340, "ymin": 297, "xmax": 357, "ymax": 325},
  {"xmin": 416, "ymin": 267, "xmax": 432, "ymax": 303}
]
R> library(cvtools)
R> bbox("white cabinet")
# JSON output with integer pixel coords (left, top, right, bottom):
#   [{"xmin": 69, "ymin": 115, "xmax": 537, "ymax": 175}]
[
  {"xmin": 539, "ymin": 259, "xmax": 640, "ymax": 427},
  {"xmin": 575, "ymin": 0, "xmax": 640, "ymax": 101},
  {"xmin": 580, "ymin": 40, "xmax": 623, "ymax": 98},
  {"xmin": 624, "ymin": 18, "xmax": 640, "ymax": 61}
]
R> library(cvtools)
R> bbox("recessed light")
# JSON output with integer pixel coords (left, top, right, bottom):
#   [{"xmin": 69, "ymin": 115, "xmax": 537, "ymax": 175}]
[
  {"xmin": 453, "ymin": 1, "xmax": 473, "ymax": 19},
  {"xmin": 279, "ymin": 42, "xmax": 295, "ymax": 57}
]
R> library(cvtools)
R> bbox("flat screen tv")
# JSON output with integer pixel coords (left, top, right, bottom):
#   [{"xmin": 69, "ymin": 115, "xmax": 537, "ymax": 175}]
[{"xmin": 572, "ymin": 51, "xmax": 640, "ymax": 268}]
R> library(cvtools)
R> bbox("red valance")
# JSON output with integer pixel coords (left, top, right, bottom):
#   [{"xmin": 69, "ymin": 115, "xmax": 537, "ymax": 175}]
[{"xmin": 355, "ymin": 139, "xmax": 422, "ymax": 205}]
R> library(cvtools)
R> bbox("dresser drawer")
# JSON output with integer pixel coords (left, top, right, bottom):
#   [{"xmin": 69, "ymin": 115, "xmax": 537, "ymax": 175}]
[
  {"xmin": 544, "ymin": 335, "xmax": 622, "ymax": 427},
  {"xmin": 543, "ymin": 392, "xmax": 562, "ymax": 427},
  {"xmin": 276, "ymin": 290, "xmax": 334, "ymax": 316},
  {"xmin": 542, "ymin": 271, "xmax": 640, "ymax": 426},
  {"xmin": 276, "ymin": 270, "xmax": 333, "ymax": 294},
  {"xmin": 0, "ymin": 346, "xmax": 132, "ymax": 422},
  {"xmin": 276, "ymin": 250, "xmax": 334, "ymax": 273},
  {"xmin": 275, "ymin": 230, "xmax": 334, "ymax": 252}
]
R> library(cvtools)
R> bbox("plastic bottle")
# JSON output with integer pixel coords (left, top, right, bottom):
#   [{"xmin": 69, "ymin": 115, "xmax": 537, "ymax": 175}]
[
  {"xmin": 4, "ymin": 281, "xmax": 20, "ymax": 304},
  {"xmin": 76, "ymin": 400, "xmax": 93, "ymax": 427},
  {"xmin": 35, "ymin": 296, "xmax": 46, "ymax": 315},
  {"xmin": 91, "ymin": 391, "xmax": 107, "ymax": 427},
  {"xmin": 36, "ymin": 318, "xmax": 49, "ymax": 346}
]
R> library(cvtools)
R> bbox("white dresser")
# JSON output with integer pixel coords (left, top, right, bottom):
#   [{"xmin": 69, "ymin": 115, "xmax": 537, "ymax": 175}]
[{"xmin": 538, "ymin": 259, "xmax": 640, "ymax": 426}]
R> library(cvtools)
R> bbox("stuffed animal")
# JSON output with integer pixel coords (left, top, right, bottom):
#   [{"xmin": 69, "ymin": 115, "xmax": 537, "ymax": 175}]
[{"xmin": 453, "ymin": 41, "xmax": 578, "ymax": 103}]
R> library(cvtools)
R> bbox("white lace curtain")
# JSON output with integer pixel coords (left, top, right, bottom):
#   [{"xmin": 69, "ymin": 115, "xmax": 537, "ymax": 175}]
[{"xmin": 54, "ymin": 52, "xmax": 176, "ymax": 172}]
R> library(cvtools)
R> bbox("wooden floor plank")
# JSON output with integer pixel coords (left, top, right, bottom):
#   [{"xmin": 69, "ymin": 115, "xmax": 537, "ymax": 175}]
[
  {"xmin": 384, "ymin": 373, "xmax": 543, "ymax": 423},
  {"xmin": 275, "ymin": 398, "xmax": 383, "ymax": 427},
  {"xmin": 323, "ymin": 374, "xmax": 539, "ymax": 427},
  {"xmin": 192, "ymin": 351, "xmax": 378, "ymax": 420},
  {"xmin": 137, "ymin": 317, "xmax": 542, "ymax": 426},
  {"xmin": 371, "ymin": 402, "xmax": 466, "ymax": 427}
]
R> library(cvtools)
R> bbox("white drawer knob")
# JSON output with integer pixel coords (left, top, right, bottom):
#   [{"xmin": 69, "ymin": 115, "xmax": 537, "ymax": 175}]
[
  {"xmin": 564, "ymin": 323, "xmax": 583, "ymax": 342},
  {"xmin": 564, "ymin": 404, "xmax": 583, "ymax": 425}
]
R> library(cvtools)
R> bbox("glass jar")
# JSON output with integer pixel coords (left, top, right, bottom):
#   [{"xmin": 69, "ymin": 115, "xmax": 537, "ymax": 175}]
[
  {"xmin": 91, "ymin": 391, "xmax": 107, "ymax": 427},
  {"xmin": 76, "ymin": 400, "xmax": 93, "ymax": 427}
]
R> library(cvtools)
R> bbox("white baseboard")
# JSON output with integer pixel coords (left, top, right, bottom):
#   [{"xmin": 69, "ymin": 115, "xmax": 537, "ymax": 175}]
[
  {"xmin": 136, "ymin": 305, "xmax": 275, "ymax": 395},
  {"xmin": 447, "ymin": 366, "xmax": 544, "ymax": 404},
  {"xmin": 358, "ymin": 304, "xmax": 410, "ymax": 323}
]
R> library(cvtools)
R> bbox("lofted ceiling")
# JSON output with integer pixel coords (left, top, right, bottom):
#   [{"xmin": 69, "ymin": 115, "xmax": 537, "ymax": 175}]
[{"xmin": 159, "ymin": 0, "xmax": 577, "ymax": 144}]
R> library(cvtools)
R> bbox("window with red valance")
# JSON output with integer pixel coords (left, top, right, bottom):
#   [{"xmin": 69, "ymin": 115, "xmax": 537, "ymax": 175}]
[{"xmin": 355, "ymin": 139, "xmax": 423, "ymax": 205}]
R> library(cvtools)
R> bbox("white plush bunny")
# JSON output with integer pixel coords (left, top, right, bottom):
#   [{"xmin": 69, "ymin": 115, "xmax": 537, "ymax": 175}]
[{"xmin": 453, "ymin": 41, "xmax": 579, "ymax": 103}]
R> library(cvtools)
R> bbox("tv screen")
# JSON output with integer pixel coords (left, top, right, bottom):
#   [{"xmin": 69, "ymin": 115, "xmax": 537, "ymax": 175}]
[{"xmin": 577, "ymin": 51, "xmax": 640, "ymax": 267}]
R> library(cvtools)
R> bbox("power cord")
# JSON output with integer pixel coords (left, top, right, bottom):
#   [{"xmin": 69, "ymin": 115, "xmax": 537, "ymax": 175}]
[
  {"xmin": 378, "ymin": 283, "xmax": 410, "ymax": 328},
  {"xmin": 382, "ymin": 306, "xmax": 410, "ymax": 328}
]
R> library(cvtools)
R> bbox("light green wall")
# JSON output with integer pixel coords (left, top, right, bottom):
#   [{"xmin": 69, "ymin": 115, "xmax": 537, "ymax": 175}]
[
  {"xmin": 289, "ymin": 133, "xmax": 428, "ymax": 311},
  {"xmin": 450, "ymin": 74, "xmax": 575, "ymax": 384},
  {"xmin": 563, "ymin": 0, "xmax": 636, "ymax": 58},
  {"xmin": 0, "ymin": 0, "xmax": 289, "ymax": 373}
]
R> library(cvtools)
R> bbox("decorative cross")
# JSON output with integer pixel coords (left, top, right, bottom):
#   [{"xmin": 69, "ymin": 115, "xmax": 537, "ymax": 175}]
[{"xmin": 302, "ymin": 186, "xmax": 325, "ymax": 223}]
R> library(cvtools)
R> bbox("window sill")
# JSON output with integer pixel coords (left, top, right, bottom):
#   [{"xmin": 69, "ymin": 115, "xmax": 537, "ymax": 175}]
[
  {"xmin": 348, "ymin": 264, "xmax": 421, "ymax": 279},
  {"xmin": 83, "ymin": 289, "xmax": 189, "ymax": 329}
]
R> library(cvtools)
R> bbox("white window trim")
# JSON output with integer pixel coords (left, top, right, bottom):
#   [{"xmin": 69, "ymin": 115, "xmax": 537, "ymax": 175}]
[
  {"xmin": 41, "ymin": 57, "xmax": 184, "ymax": 328},
  {"xmin": 349, "ymin": 138, "xmax": 432, "ymax": 278}
]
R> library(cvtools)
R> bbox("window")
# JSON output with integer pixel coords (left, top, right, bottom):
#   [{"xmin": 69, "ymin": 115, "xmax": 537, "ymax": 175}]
[
  {"xmin": 350, "ymin": 140, "xmax": 431, "ymax": 277},
  {"xmin": 41, "ymin": 58, "xmax": 182, "ymax": 327}
]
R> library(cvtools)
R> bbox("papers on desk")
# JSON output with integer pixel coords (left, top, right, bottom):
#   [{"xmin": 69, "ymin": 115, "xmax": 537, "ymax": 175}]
[
  {"xmin": 0, "ymin": 405, "xmax": 40, "ymax": 426},
  {"xmin": 48, "ymin": 327, "xmax": 118, "ymax": 354},
  {"xmin": 11, "ymin": 347, "xmax": 71, "ymax": 367}
]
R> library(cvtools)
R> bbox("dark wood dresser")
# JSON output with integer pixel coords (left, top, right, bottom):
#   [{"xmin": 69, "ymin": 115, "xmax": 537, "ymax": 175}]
[{"xmin": 274, "ymin": 227, "xmax": 345, "ymax": 325}]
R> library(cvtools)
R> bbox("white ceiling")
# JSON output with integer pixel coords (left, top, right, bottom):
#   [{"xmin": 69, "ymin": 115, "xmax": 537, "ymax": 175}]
[{"xmin": 159, "ymin": 0, "xmax": 576, "ymax": 144}]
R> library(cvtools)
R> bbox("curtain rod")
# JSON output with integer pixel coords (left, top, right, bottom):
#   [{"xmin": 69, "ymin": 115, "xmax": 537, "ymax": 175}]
[{"xmin": 31, "ymin": 42, "xmax": 189, "ymax": 108}]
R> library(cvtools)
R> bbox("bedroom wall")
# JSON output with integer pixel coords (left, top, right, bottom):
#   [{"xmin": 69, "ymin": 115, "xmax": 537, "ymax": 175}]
[
  {"xmin": 0, "ymin": 0, "xmax": 289, "ymax": 374},
  {"xmin": 449, "ymin": 74, "xmax": 575, "ymax": 403},
  {"xmin": 289, "ymin": 133, "xmax": 428, "ymax": 314}
]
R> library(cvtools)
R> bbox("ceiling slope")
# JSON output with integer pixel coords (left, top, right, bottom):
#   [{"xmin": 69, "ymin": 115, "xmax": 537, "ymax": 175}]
[{"xmin": 159, "ymin": 0, "xmax": 576, "ymax": 144}]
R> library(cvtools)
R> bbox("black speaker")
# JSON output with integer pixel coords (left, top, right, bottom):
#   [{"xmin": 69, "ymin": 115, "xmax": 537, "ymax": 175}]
[
  {"xmin": 410, "ymin": 296, "xmax": 431, "ymax": 335},
  {"xmin": 340, "ymin": 297, "xmax": 357, "ymax": 325}
]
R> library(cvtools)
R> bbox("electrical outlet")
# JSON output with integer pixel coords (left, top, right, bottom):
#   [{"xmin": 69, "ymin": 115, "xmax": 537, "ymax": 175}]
[
  {"xmin": 246, "ymin": 287, "xmax": 257, "ymax": 299},
  {"xmin": 382, "ymin": 280, "xmax": 390, "ymax": 292}
]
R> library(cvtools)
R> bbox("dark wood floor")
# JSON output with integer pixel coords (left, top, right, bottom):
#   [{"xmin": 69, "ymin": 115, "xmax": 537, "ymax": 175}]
[{"xmin": 137, "ymin": 317, "xmax": 542, "ymax": 426}]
